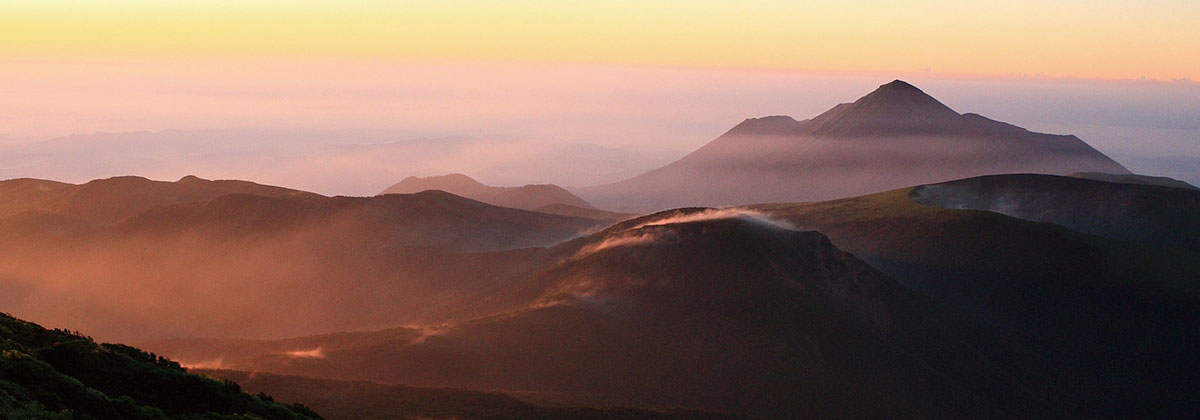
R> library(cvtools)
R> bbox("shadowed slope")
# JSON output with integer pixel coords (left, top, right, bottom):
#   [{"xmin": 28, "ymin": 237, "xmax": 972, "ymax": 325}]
[
  {"xmin": 910, "ymin": 174, "xmax": 1200, "ymax": 250},
  {"xmin": 150, "ymin": 212, "xmax": 1068, "ymax": 420},
  {"xmin": 1069, "ymin": 171, "xmax": 1199, "ymax": 191},
  {"xmin": 753, "ymin": 180, "xmax": 1200, "ymax": 418},
  {"xmin": 196, "ymin": 370, "xmax": 750, "ymax": 420}
]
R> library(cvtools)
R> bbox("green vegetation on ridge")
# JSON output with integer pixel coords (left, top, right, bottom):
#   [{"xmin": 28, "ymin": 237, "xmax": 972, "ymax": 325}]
[{"xmin": 0, "ymin": 313, "xmax": 321, "ymax": 420}]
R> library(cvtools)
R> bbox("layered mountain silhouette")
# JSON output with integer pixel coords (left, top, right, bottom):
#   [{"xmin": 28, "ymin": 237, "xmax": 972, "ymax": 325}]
[
  {"xmin": 5, "ymin": 72, "xmax": 1196, "ymax": 420},
  {"xmin": 381, "ymin": 173, "xmax": 596, "ymax": 212},
  {"xmin": 582, "ymin": 80, "xmax": 1129, "ymax": 211},
  {"xmin": 145, "ymin": 173, "xmax": 1200, "ymax": 419},
  {"xmin": 0, "ymin": 176, "xmax": 603, "ymax": 341},
  {"xmin": 149, "ymin": 209, "xmax": 1076, "ymax": 419}
]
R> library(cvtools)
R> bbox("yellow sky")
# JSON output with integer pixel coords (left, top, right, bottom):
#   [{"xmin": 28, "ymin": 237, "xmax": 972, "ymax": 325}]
[{"xmin": 1, "ymin": 0, "xmax": 1198, "ymax": 81}]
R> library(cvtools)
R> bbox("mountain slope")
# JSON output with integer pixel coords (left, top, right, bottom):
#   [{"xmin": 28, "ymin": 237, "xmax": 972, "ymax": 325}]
[
  {"xmin": 533, "ymin": 203, "xmax": 638, "ymax": 222},
  {"xmin": 751, "ymin": 179, "xmax": 1200, "ymax": 418},
  {"xmin": 1069, "ymin": 171, "xmax": 1199, "ymax": 191},
  {"xmin": 0, "ymin": 178, "xmax": 602, "ymax": 341},
  {"xmin": 381, "ymin": 174, "xmax": 594, "ymax": 211},
  {"xmin": 148, "ymin": 211, "xmax": 1070, "ymax": 420},
  {"xmin": 910, "ymin": 174, "xmax": 1200, "ymax": 250},
  {"xmin": 582, "ymin": 80, "xmax": 1129, "ymax": 212},
  {"xmin": 0, "ymin": 313, "xmax": 322, "ymax": 419},
  {"xmin": 196, "ymin": 370, "xmax": 749, "ymax": 420}
]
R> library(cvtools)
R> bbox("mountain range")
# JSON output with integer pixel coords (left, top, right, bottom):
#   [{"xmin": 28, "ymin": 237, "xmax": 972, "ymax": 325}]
[
  {"xmin": 3, "ymin": 79, "xmax": 1197, "ymax": 419},
  {"xmin": 0, "ymin": 175, "xmax": 604, "ymax": 341},
  {"xmin": 145, "ymin": 174, "xmax": 1200, "ymax": 419}
]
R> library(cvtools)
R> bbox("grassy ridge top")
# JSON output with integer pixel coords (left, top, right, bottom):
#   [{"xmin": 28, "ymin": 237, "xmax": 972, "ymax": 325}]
[{"xmin": 0, "ymin": 313, "xmax": 322, "ymax": 419}]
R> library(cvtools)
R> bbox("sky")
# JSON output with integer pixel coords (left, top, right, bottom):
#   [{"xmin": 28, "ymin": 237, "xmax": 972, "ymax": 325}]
[
  {"xmin": 0, "ymin": 1, "xmax": 1198, "ymax": 192},
  {"xmin": 3, "ymin": 0, "xmax": 1199, "ymax": 81}
]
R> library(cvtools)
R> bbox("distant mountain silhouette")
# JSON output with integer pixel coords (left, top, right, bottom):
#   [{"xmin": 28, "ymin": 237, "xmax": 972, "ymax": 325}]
[
  {"xmin": 582, "ymin": 80, "xmax": 1130, "ymax": 211},
  {"xmin": 381, "ymin": 174, "xmax": 594, "ymax": 211}
]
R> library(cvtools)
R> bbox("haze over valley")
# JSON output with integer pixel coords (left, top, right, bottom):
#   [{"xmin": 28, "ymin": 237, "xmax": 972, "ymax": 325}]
[{"xmin": 3, "ymin": 1, "xmax": 1199, "ymax": 419}]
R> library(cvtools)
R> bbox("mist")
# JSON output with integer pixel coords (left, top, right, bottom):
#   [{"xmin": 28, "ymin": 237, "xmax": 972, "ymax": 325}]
[{"xmin": 2, "ymin": 57, "xmax": 1197, "ymax": 192}]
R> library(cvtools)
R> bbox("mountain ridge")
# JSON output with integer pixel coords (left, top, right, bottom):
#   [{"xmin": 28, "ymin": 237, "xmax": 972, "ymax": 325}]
[{"xmin": 0, "ymin": 176, "xmax": 604, "ymax": 341}]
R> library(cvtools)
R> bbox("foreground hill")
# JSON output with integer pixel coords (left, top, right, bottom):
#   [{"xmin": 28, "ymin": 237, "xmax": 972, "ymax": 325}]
[
  {"xmin": 197, "ymin": 370, "xmax": 748, "ymax": 420},
  {"xmin": 910, "ymin": 174, "xmax": 1200, "ymax": 250},
  {"xmin": 381, "ymin": 173, "xmax": 595, "ymax": 211},
  {"xmin": 1069, "ymin": 171, "xmax": 1199, "ymax": 191},
  {"xmin": 148, "ymin": 211, "xmax": 1071, "ymax": 419},
  {"xmin": 0, "ymin": 177, "xmax": 603, "ymax": 341},
  {"xmin": 582, "ymin": 80, "xmax": 1129, "ymax": 212},
  {"xmin": 752, "ymin": 176, "xmax": 1200, "ymax": 418},
  {"xmin": 0, "ymin": 313, "xmax": 321, "ymax": 419}
]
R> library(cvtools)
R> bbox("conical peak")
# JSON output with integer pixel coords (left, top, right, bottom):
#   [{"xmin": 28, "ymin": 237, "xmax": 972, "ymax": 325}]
[
  {"xmin": 879, "ymin": 79, "xmax": 920, "ymax": 92},
  {"xmin": 853, "ymin": 80, "xmax": 957, "ymax": 116},
  {"xmin": 801, "ymin": 80, "xmax": 961, "ymax": 137}
]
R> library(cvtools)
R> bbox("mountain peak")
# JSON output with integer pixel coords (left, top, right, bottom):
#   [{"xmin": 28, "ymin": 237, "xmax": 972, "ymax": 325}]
[
  {"xmin": 802, "ymin": 79, "xmax": 960, "ymax": 137},
  {"xmin": 879, "ymin": 79, "xmax": 919, "ymax": 90},
  {"xmin": 853, "ymin": 80, "xmax": 957, "ymax": 116}
]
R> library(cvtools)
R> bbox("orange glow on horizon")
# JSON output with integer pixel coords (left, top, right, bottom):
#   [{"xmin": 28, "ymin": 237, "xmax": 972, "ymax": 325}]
[{"xmin": 1, "ymin": 1, "xmax": 1198, "ymax": 82}]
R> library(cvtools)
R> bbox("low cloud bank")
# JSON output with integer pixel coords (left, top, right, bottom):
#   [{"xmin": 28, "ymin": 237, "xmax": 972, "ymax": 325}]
[{"xmin": 574, "ymin": 209, "xmax": 794, "ymax": 258}]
